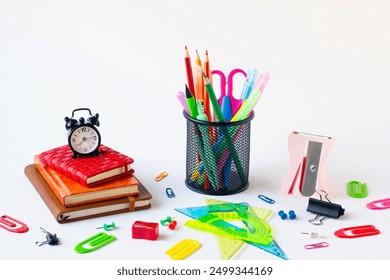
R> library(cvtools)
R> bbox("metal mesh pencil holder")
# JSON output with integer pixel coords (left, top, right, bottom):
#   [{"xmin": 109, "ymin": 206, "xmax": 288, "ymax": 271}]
[{"xmin": 184, "ymin": 111, "xmax": 254, "ymax": 195}]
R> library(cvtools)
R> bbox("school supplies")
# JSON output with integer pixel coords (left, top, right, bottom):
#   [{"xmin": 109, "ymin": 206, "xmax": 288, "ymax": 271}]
[
  {"xmin": 165, "ymin": 188, "xmax": 175, "ymax": 198},
  {"xmin": 34, "ymin": 155, "xmax": 139, "ymax": 207},
  {"xmin": 212, "ymin": 68, "xmax": 247, "ymax": 117},
  {"xmin": 306, "ymin": 195, "xmax": 345, "ymax": 225},
  {"xmin": 304, "ymin": 242, "xmax": 329, "ymax": 249},
  {"xmin": 36, "ymin": 227, "xmax": 60, "ymax": 246},
  {"xmin": 203, "ymin": 50, "xmax": 212, "ymax": 119},
  {"xmin": 240, "ymin": 69, "xmax": 258, "ymax": 101},
  {"xmin": 258, "ymin": 194, "xmax": 275, "ymax": 204},
  {"xmin": 132, "ymin": 221, "xmax": 159, "ymax": 240},
  {"xmin": 180, "ymin": 47, "xmax": 270, "ymax": 193},
  {"xmin": 39, "ymin": 144, "xmax": 134, "ymax": 187},
  {"xmin": 176, "ymin": 91, "xmax": 189, "ymax": 115},
  {"xmin": 166, "ymin": 239, "xmax": 201, "ymax": 260},
  {"xmin": 185, "ymin": 84, "xmax": 198, "ymax": 118},
  {"xmin": 175, "ymin": 199, "xmax": 288, "ymax": 260},
  {"xmin": 231, "ymin": 88, "xmax": 261, "ymax": 121},
  {"xmin": 96, "ymin": 222, "xmax": 116, "ymax": 231},
  {"xmin": 75, "ymin": 232, "xmax": 116, "ymax": 253},
  {"xmin": 184, "ymin": 113, "xmax": 253, "ymax": 194},
  {"xmin": 184, "ymin": 46, "xmax": 195, "ymax": 97},
  {"xmin": 281, "ymin": 132, "xmax": 335, "ymax": 197},
  {"xmin": 154, "ymin": 171, "xmax": 168, "ymax": 182},
  {"xmin": 0, "ymin": 215, "xmax": 28, "ymax": 233},
  {"xmin": 366, "ymin": 197, "xmax": 390, "ymax": 210},
  {"xmin": 347, "ymin": 180, "xmax": 368, "ymax": 198},
  {"xmin": 24, "ymin": 164, "xmax": 152, "ymax": 223},
  {"xmin": 334, "ymin": 225, "xmax": 380, "ymax": 238}
]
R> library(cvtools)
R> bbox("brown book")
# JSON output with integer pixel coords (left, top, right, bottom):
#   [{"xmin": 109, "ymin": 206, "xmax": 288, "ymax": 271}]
[
  {"xmin": 34, "ymin": 155, "xmax": 139, "ymax": 207},
  {"xmin": 24, "ymin": 164, "xmax": 152, "ymax": 224}
]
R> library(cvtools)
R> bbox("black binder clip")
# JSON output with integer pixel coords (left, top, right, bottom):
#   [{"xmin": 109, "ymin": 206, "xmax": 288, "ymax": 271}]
[
  {"xmin": 36, "ymin": 227, "xmax": 60, "ymax": 246},
  {"xmin": 306, "ymin": 190, "xmax": 345, "ymax": 225}
]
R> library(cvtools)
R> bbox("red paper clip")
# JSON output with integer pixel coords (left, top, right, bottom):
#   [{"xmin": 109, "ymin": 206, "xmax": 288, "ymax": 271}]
[
  {"xmin": 366, "ymin": 198, "xmax": 390, "ymax": 210},
  {"xmin": 304, "ymin": 242, "xmax": 329, "ymax": 249},
  {"xmin": 0, "ymin": 215, "xmax": 29, "ymax": 233},
  {"xmin": 334, "ymin": 225, "xmax": 380, "ymax": 239}
]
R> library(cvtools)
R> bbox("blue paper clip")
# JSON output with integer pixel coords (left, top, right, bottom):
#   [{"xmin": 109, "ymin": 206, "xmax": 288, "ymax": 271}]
[
  {"xmin": 74, "ymin": 232, "xmax": 116, "ymax": 254},
  {"xmin": 258, "ymin": 195, "xmax": 275, "ymax": 204},
  {"xmin": 166, "ymin": 188, "xmax": 175, "ymax": 198}
]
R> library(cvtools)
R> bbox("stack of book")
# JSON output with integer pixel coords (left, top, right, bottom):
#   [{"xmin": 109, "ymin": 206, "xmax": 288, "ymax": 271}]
[{"xmin": 24, "ymin": 144, "xmax": 152, "ymax": 223}]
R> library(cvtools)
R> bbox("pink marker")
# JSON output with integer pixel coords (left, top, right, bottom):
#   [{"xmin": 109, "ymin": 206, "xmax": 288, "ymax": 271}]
[{"xmin": 177, "ymin": 91, "xmax": 189, "ymax": 115}]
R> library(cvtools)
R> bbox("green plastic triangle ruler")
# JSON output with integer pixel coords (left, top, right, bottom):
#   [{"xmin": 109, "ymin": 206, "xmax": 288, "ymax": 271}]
[{"xmin": 175, "ymin": 198, "xmax": 288, "ymax": 260}]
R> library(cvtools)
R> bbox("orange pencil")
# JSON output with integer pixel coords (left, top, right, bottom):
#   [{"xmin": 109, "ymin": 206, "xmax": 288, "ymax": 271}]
[
  {"xmin": 203, "ymin": 50, "xmax": 212, "ymax": 120},
  {"xmin": 185, "ymin": 46, "xmax": 195, "ymax": 97},
  {"xmin": 193, "ymin": 50, "xmax": 204, "ymax": 102}
]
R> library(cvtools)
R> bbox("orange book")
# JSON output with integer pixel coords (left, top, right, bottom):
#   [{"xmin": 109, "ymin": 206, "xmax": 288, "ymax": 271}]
[{"xmin": 34, "ymin": 155, "xmax": 139, "ymax": 207}]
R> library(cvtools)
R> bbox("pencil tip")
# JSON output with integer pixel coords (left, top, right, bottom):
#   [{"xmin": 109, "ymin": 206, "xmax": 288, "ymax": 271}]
[{"xmin": 205, "ymin": 50, "xmax": 208, "ymax": 55}]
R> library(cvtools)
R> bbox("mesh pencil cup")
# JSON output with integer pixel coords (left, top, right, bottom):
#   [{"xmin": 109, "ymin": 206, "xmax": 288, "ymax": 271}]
[{"xmin": 184, "ymin": 111, "xmax": 254, "ymax": 195}]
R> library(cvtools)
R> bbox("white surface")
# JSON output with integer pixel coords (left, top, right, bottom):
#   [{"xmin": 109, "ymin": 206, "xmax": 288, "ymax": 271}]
[{"xmin": 1, "ymin": 0, "xmax": 390, "ymax": 263}]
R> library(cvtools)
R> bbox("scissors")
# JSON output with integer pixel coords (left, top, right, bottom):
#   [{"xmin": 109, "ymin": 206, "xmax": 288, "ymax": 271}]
[{"xmin": 212, "ymin": 69, "xmax": 247, "ymax": 118}]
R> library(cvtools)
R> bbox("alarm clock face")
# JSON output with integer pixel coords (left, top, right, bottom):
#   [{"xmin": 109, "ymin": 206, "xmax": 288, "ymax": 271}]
[{"xmin": 69, "ymin": 125, "xmax": 101, "ymax": 155}]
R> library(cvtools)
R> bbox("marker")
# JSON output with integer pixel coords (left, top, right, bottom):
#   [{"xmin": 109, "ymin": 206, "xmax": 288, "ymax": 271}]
[
  {"xmin": 185, "ymin": 84, "xmax": 198, "ymax": 118},
  {"xmin": 240, "ymin": 69, "xmax": 259, "ymax": 101},
  {"xmin": 177, "ymin": 91, "xmax": 189, "ymax": 115},
  {"xmin": 231, "ymin": 88, "xmax": 261, "ymax": 121}
]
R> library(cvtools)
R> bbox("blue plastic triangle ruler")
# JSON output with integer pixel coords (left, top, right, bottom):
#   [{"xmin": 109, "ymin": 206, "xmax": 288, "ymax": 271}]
[{"xmin": 175, "ymin": 200, "xmax": 288, "ymax": 260}]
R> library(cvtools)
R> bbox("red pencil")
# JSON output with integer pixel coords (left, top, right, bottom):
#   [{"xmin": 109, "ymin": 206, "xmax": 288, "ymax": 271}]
[{"xmin": 185, "ymin": 46, "xmax": 195, "ymax": 96}]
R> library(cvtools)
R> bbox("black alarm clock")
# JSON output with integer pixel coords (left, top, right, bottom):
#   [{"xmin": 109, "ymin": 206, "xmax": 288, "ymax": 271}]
[{"xmin": 65, "ymin": 108, "xmax": 101, "ymax": 158}]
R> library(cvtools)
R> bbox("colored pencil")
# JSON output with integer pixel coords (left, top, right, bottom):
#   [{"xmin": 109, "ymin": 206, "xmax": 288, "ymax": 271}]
[{"xmin": 184, "ymin": 46, "xmax": 195, "ymax": 98}]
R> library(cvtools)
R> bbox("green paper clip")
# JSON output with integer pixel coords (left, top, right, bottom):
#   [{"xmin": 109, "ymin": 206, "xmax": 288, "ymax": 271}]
[
  {"xmin": 74, "ymin": 232, "xmax": 116, "ymax": 254},
  {"xmin": 347, "ymin": 180, "xmax": 368, "ymax": 198}
]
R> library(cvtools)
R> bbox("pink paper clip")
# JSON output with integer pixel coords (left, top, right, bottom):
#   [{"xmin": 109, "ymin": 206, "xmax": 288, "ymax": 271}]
[
  {"xmin": 304, "ymin": 242, "xmax": 329, "ymax": 249},
  {"xmin": 0, "ymin": 215, "xmax": 29, "ymax": 233},
  {"xmin": 366, "ymin": 198, "xmax": 390, "ymax": 210},
  {"xmin": 334, "ymin": 225, "xmax": 380, "ymax": 238}
]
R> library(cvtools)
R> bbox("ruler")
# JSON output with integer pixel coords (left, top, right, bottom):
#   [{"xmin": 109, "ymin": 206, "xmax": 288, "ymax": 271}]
[{"xmin": 175, "ymin": 198, "xmax": 288, "ymax": 260}]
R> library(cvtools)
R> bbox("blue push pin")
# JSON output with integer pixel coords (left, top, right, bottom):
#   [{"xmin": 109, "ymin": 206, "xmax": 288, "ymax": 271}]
[
  {"xmin": 96, "ymin": 222, "xmax": 116, "ymax": 231},
  {"xmin": 289, "ymin": 210, "xmax": 297, "ymax": 220},
  {"xmin": 278, "ymin": 210, "xmax": 288, "ymax": 220}
]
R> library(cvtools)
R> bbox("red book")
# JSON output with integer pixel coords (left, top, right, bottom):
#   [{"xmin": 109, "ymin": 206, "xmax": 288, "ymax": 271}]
[
  {"xmin": 39, "ymin": 144, "xmax": 134, "ymax": 187},
  {"xmin": 34, "ymin": 155, "xmax": 139, "ymax": 207}
]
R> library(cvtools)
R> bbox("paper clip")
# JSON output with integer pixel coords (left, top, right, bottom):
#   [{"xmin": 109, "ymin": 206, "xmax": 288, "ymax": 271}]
[
  {"xmin": 165, "ymin": 239, "xmax": 201, "ymax": 260},
  {"xmin": 347, "ymin": 180, "xmax": 367, "ymax": 198},
  {"xmin": 304, "ymin": 242, "xmax": 329, "ymax": 249},
  {"xmin": 366, "ymin": 198, "xmax": 390, "ymax": 210},
  {"xmin": 334, "ymin": 225, "xmax": 380, "ymax": 239},
  {"xmin": 166, "ymin": 188, "xmax": 175, "ymax": 198},
  {"xmin": 258, "ymin": 194, "xmax": 275, "ymax": 204},
  {"xmin": 155, "ymin": 172, "xmax": 168, "ymax": 182},
  {"xmin": 0, "ymin": 215, "xmax": 29, "ymax": 233},
  {"xmin": 74, "ymin": 232, "xmax": 116, "ymax": 254}
]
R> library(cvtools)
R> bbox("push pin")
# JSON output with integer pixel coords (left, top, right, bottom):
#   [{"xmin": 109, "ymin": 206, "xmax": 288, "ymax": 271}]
[
  {"xmin": 96, "ymin": 222, "xmax": 116, "ymax": 231},
  {"xmin": 160, "ymin": 216, "xmax": 175, "ymax": 226},
  {"xmin": 168, "ymin": 220, "xmax": 178, "ymax": 230},
  {"xmin": 301, "ymin": 231, "xmax": 321, "ymax": 238},
  {"xmin": 289, "ymin": 210, "xmax": 297, "ymax": 220},
  {"xmin": 278, "ymin": 210, "xmax": 288, "ymax": 220},
  {"xmin": 36, "ymin": 227, "xmax": 60, "ymax": 246}
]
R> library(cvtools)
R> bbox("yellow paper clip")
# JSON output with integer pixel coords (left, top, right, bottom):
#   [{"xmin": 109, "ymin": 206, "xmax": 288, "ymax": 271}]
[
  {"xmin": 165, "ymin": 239, "xmax": 201, "ymax": 260},
  {"xmin": 154, "ymin": 172, "xmax": 168, "ymax": 182}
]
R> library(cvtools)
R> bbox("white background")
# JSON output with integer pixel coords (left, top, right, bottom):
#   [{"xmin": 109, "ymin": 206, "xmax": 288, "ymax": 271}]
[{"xmin": 1, "ymin": 0, "xmax": 389, "ymax": 272}]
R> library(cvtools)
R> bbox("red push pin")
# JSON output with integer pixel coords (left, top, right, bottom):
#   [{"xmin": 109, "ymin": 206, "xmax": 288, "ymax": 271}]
[{"xmin": 168, "ymin": 220, "xmax": 177, "ymax": 230}]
